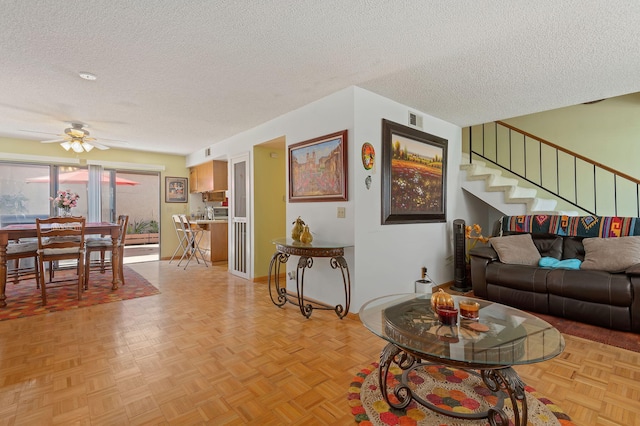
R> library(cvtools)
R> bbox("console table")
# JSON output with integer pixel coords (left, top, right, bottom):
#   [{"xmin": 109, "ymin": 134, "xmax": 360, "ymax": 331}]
[
  {"xmin": 268, "ymin": 238, "xmax": 351, "ymax": 319},
  {"xmin": 359, "ymin": 294, "xmax": 565, "ymax": 425}
]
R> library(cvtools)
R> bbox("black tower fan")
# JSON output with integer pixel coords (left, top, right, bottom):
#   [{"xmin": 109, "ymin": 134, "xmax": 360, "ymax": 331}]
[{"xmin": 451, "ymin": 219, "xmax": 470, "ymax": 292}]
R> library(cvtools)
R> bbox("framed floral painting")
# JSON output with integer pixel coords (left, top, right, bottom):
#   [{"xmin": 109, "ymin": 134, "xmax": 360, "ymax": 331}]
[{"xmin": 381, "ymin": 119, "xmax": 447, "ymax": 224}]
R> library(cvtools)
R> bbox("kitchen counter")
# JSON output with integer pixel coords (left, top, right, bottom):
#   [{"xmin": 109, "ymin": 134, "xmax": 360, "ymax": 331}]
[
  {"xmin": 196, "ymin": 219, "xmax": 228, "ymax": 224},
  {"xmin": 194, "ymin": 220, "xmax": 228, "ymax": 262}
]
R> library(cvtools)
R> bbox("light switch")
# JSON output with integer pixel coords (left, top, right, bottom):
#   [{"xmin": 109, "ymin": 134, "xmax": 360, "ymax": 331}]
[{"xmin": 337, "ymin": 207, "xmax": 346, "ymax": 218}]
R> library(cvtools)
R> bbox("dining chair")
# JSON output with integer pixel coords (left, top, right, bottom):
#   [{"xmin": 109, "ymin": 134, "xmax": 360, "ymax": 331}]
[
  {"xmin": 84, "ymin": 215, "xmax": 129, "ymax": 289},
  {"xmin": 36, "ymin": 216, "xmax": 86, "ymax": 305},
  {"xmin": 6, "ymin": 239, "xmax": 40, "ymax": 287},
  {"xmin": 177, "ymin": 214, "xmax": 208, "ymax": 269},
  {"xmin": 169, "ymin": 214, "xmax": 189, "ymax": 263}
]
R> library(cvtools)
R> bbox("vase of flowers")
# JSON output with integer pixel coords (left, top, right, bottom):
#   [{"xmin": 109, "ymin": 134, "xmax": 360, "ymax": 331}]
[
  {"xmin": 465, "ymin": 224, "xmax": 490, "ymax": 263},
  {"xmin": 50, "ymin": 189, "xmax": 79, "ymax": 217},
  {"xmin": 464, "ymin": 224, "xmax": 489, "ymax": 287}
]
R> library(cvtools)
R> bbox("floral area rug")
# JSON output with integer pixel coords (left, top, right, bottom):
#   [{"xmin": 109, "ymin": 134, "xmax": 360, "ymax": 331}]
[
  {"xmin": 348, "ymin": 362, "xmax": 575, "ymax": 426},
  {"xmin": 0, "ymin": 266, "xmax": 160, "ymax": 321}
]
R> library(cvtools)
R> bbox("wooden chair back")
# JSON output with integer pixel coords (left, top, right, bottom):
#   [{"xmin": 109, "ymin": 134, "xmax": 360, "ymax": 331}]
[
  {"xmin": 36, "ymin": 216, "xmax": 86, "ymax": 255},
  {"xmin": 35, "ymin": 216, "xmax": 86, "ymax": 305}
]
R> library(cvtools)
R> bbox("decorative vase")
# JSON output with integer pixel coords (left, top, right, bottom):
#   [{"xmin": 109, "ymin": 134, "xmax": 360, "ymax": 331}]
[
  {"xmin": 300, "ymin": 225, "xmax": 313, "ymax": 244},
  {"xmin": 291, "ymin": 216, "xmax": 305, "ymax": 241},
  {"xmin": 59, "ymin": 207, "xmax": 72, "ymax": 217}
]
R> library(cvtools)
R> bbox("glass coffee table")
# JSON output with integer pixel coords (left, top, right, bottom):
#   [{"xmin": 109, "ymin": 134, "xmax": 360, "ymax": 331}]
[{"xmin": 359, "ymin": 293, "xmax": 565, "ymax": 425}]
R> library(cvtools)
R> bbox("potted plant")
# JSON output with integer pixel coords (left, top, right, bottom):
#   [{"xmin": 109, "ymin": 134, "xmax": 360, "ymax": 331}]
[{"xmin": 125, "ymin": 218, "xmax": 159, "ymax": 245}]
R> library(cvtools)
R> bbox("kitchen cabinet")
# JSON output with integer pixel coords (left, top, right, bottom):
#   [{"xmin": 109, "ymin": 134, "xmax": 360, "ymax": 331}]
[
  {"xmin": 189, "ymin": 167, "xmax": 199, "ymax": 193},
  {"xmin": 189, "ymin": 160, "xmax": 227, "ymax": 193},
  {"xmin": 196, "ymin": 220, "xmax": 228, "ymax": 262},
  {"xmin": 205, "ymin": 192, "xmax": 225, "ymax": 202}
]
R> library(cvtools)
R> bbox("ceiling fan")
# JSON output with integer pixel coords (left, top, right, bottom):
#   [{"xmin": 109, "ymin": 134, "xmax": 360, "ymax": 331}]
[{"xmin": 41, "ymin": 123, "xmax": 112, "ymax": 152}]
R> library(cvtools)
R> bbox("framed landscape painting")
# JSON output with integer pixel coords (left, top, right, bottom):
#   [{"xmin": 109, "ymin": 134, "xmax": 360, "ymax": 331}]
[
  {"xmin": 381, "ymin": 119, "xmax": 447, "ymax": 224},
  {"xmin": 288, "ymin": 130, "xmax": 348, "ymax": 202}
]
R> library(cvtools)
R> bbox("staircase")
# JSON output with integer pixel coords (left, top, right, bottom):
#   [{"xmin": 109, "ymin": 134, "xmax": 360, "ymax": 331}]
[
  {"xmin": 460, "ymin": 159, "xmax": 581, "ymax": 216},
  {"xmin": 461, "ymin": 121, "xmax": 640, "ymax": 218}
]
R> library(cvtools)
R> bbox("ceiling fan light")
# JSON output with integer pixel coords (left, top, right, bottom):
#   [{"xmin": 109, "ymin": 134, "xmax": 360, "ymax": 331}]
[
  {"xmin": 71, "ymin": 140, "xmax": 84, "ymax": 153},
  {"xmin": 82, "ymin": 142, "xmax": 94, "ymax": 152},
  {"xmin": 60, "ymin": 141, "xmax": 72, "ymax": 151}
]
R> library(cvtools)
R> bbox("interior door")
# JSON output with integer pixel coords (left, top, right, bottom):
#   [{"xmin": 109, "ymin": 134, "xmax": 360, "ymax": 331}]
[{"xmin": 230, "ymin": 153, "xmax": 250, "ymax": 279}]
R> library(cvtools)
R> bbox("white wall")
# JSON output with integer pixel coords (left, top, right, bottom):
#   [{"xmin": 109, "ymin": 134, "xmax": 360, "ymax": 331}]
[
  {"xmin": 351, "ymin": 88, "xmax": 465, "ymax": 310},
  {"xmin": 187, "ymin": 86, "xmax": 479, "ymax": 313}
]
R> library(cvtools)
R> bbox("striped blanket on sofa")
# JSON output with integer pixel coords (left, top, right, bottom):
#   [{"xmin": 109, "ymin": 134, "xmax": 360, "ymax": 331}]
[{"xmin": 500, "ymin": 215, "xmax": 640, "ymax": 238}]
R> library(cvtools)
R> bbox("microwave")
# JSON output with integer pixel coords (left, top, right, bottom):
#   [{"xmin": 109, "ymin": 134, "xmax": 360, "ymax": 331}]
[{"xmin": 211, "ymin": 207, "xmax": 228, "ymax": 220}]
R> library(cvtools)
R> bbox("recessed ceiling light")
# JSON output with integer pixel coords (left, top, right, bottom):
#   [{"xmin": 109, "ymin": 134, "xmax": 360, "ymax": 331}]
[{"xmin": 78, "ymin": 72, "xmax": 97, "ymax": 81}]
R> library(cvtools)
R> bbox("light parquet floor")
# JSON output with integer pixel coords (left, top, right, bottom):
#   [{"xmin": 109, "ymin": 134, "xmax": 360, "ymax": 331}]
[{"xmin": 0, "ymin": 261, "xmax": 638, "ymax": 425}]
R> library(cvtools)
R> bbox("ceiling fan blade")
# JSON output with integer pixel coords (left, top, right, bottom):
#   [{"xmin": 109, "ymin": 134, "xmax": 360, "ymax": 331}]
[
  {"xmin": 90, "ymin": 141, "xmax": 110, "ymax": 150},
  {"xmin": 20, "ymin": 129, "xmax": 60, "ymax": 136},
  {"xmin": 41, "ymin": 138, "xmax": 67, "ymax": 143}
]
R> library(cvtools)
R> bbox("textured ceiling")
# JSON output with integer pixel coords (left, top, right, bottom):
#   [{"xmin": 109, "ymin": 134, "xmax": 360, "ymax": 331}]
[{"xmin": 1, "ymin": 1, "xmax": 640, "ymax": 156}]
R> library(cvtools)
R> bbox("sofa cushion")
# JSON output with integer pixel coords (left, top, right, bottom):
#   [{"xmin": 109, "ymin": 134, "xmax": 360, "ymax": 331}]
[
  {"xmin": 547, "ymin": 269, "xmax": 632, "ymax": 307},
  {"xmin": 490, "ymin": 234, "xmax": 541, "ymax": 265},
  {"xmin": 562, "ymin": 237, "xmax": 585, "ymax": 261},
  {"xmin": 532, "ymin": 235, "xmax": 563, "ymax": 259},
  {"xmin": 581, "ymin": 236, "xmax": 640, "ymax": 272},
  {"xmin": 486, "ymin": 263, "xmax": 550, "ymax": 293},
  {"xmin": 548, "ymin": 295, "xmax": 632, "ymax": 331}
]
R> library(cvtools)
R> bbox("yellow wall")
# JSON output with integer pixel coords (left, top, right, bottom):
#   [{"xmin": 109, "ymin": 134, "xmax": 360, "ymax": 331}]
[
  {"xmin": 253, "ymin": 144, "xmax": 286, "ymax": 280},
  {"xmin": 503, "ymin": 92, "xmax": 640, "ymax": 180},
  {"xmin": 0, "ymin": 137, "xmax": 189, "ymax": 258}
]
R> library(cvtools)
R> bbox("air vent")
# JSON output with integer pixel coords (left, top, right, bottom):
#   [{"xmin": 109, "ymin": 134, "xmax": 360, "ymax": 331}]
[
  {"xmin": 408, "ymin": 111, "xmax": 423, "ymax": 129},
  {"xmin": 205, "ymin": 148, "xmax": 211, "ymax": 157}
]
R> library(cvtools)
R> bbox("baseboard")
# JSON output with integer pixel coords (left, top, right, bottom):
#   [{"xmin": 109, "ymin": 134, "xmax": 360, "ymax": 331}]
[{"xmin": 253, "ymin": 273, "xmax": 284, "ymax": 283}]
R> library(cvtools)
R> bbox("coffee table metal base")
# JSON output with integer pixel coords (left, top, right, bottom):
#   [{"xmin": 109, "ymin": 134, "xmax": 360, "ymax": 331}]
[{"xmin": 379, "ymin": 343, "xmax": 528, "ymax": 426}]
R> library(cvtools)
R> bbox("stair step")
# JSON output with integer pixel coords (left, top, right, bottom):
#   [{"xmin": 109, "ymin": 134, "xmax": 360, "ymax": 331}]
[
  {"xmin": 460, "ymin": 160, "xmax": 577, "ymax": 216},
  {"xmin": 485, "ymin": 174, "xmax": 518, "ymax": 190}
]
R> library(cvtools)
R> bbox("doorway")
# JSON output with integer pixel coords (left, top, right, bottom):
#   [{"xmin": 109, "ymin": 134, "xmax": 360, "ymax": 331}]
[
  {"xmin": 110, "ymin": 170, "xmax": 160, "ymax": 264},
  {"xmin": 253, "ymin": 138, "xmax": 286, "ymax": 279}
]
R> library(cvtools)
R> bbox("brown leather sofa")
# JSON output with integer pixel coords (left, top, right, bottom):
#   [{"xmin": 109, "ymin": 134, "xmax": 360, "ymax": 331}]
[{"xmin": 470, "ymin": 215, "xmax": 640, "ymax": 333}]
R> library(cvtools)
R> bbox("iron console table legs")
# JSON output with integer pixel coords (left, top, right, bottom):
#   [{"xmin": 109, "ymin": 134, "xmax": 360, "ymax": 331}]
[{"xmin": 268, "ymin": 243, "xmax": 351, "ymax": 319}]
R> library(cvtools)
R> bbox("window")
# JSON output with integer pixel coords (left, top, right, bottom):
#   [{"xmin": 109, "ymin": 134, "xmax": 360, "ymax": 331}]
[{"xmin": 0, "ymin": 163, "xmax": 51, "ymax": 226}]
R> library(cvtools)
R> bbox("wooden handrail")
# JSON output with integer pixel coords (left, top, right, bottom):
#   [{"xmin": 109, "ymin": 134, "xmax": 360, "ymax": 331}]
[{"xmin": 496, "ymin": 120, "xmax": 640, "ymax": 186}]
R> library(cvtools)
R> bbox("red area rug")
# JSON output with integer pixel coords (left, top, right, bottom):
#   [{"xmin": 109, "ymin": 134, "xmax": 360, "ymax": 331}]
[
  {"xmin": 532, "ymin": 311, "xmax": 640, "ymax": 353},
  {"xmin": 348, "ymin": 362, "xmax": 575, "ymax": 426},
  {"xmin": 0, "ymin": 266, "xmax": 159, "ymax": 321}
]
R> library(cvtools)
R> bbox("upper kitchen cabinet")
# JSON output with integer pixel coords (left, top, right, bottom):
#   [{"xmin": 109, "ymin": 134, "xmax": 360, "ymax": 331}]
[
  {"xmin": 189, "ymin": 160, "xmax": 228, "ymax": 193},
  {"xmin": 189, "ymin": 167, "xmax": 199, "ymax": 193}
]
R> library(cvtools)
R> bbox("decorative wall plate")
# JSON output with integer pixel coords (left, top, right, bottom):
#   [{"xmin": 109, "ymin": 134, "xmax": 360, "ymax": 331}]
[{"xmin": 361, "ymin": 142, "xmax": 375, "ymax": 170}]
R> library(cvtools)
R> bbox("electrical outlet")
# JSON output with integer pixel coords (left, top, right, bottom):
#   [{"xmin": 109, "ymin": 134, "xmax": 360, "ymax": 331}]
[
  {"xmin": 337, "ymin": 207, "xmax": 346, "ymax": 218},
  {"xmin": 288, "ymin": 271, "xmax": 295, "ymax": 280}
]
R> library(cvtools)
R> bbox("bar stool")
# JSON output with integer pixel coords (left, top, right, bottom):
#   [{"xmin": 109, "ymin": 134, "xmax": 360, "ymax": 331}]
[
  {"xmin": 169, "ymin": 214, "xmax": 189, "ymax": 263},
  {"xmin": 177, "ymin": 214, "xmax": 208, "ymax": 269}
]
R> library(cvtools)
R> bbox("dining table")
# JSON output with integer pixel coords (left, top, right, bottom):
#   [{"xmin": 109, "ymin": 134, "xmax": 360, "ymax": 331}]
[{"xmin": 0, "ymin": 221, "xmax": 121, "ymax": 307}]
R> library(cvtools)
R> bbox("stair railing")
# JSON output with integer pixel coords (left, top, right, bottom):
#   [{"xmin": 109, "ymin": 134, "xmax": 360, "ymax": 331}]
[{"xmin": 467, "ymin": 121, "xmax": 640, "ymax": 217}]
